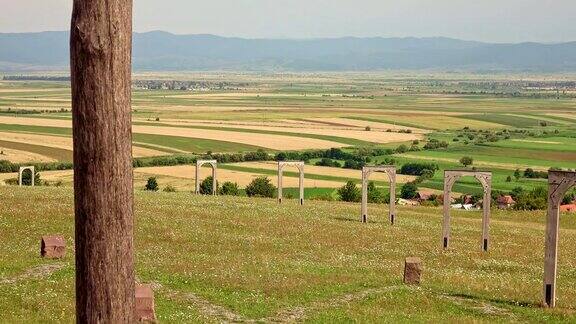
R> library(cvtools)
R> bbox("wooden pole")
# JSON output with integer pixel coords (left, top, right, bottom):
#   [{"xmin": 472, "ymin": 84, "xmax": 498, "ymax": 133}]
[
  {"xmin": 388, "ymin": 170, "xmax": 396, "ymax": 225},
  {"xmin": 361, "ymin": 169, "xmax": 368, "ymax": 223},
  {"xmin": 299, "ymin": 166, "xmax": 304, "ymax": 205},
  {"xmin": 70, "ymin": 0, "xmax": 135, "ymax": 322},
  {"xmin": 278, "ymin": 163, "xmax": 283, "ymax": 203}
]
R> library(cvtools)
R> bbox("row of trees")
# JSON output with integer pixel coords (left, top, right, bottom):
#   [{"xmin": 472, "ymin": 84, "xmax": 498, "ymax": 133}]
[{"xmin": 144, "ymin": 176, "xmax": 276, "ymax": 198}]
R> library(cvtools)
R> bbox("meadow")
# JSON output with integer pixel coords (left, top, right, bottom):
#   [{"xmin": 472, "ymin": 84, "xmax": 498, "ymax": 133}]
[
  {"xmin": 1, "ymin": 187, "xmax": 576, "ymax": 322},
  {"xmin": 0, "ymin": 72, "xmax": 575, "ymax": 322}
]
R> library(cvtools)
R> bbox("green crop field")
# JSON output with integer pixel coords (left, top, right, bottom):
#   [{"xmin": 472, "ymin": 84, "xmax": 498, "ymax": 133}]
[{"xmin": 1, "ymin": 187, "xmax": 576, "ymax": 322}]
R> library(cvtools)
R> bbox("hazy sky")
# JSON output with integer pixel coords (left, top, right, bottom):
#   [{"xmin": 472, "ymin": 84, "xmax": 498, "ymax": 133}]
[{"xmin": 0, "ymin": 0, "xmax": 574, "ymax": 43}]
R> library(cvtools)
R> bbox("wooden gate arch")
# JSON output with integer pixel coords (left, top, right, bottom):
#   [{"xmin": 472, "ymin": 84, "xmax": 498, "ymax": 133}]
[
  {"xmin": 543, "ymin": 170, "xmax": 576, "ymax": 307},
  {"xmin": 442, "ymin": 170, "xmax": 492, "ymax": 251},
  {"xmin": 195, "ymin": 160, "xmax": 217, "ymax": 195},
  {"xmin": 361, "ymin": 166, "xmax": 396, "ymax": 224}
]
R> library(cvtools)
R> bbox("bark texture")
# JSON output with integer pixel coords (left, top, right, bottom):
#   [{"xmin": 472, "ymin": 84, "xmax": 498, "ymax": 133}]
[{"xmin": 70, "ymin": 0, "xmax": 134, "ymax": 322}]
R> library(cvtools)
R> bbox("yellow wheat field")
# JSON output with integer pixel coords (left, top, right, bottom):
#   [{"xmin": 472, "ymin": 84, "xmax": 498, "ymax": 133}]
[
  {"xmin": 0, "ymin": 116, "xmax": 347, "ymax": 150},
  {"xmin": 0, "ymin": 131, "xmax": 165, "ymax": 158}
]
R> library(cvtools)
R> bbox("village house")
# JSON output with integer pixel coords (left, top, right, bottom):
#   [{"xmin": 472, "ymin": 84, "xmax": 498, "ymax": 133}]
[
  {"xmin": 497, "ymin": 195, "xmax": 516, "ymax": 209},
  {"xmin": 560, "ymin": 204, "xmax": 576, "ymax": 213}
]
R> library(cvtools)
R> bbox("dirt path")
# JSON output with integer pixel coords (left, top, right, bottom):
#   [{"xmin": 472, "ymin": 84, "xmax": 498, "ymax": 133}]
[{"xmin": 0, "ymin": 263, "xmax": 66, "ymax": 284}]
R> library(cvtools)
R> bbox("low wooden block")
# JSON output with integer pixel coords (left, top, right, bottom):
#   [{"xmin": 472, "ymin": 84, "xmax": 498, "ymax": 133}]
[
  {"xmin": 41, "ymin": 235, "xmax": 66, "ymax": 259},
  {"xmin": 135, "ymin": 284, "xmax": 156, "ymax": 322},
  {"xmin": 404, "ymin": 257, "xmax": 422, "ymax": 285}
]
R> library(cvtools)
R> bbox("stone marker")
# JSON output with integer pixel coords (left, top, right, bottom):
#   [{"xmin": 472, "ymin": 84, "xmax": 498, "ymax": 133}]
[
  {"xmin": 135, "ymin": 284, "xmax": 156, "ymax": 322},
  {"xmin": 41, "ymin": 235, "xmax": 66, "ymax": 259},
  {"xmin": 404, "ymin": 257, "xmax": 422, "ymax": 285}
]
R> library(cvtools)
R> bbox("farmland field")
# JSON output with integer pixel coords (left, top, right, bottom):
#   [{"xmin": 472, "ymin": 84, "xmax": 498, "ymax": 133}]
[
  {"xmin": 1, "ymin": 187, "xmax": 576, "ymax": 322},
  {"xmin": 0, "ymin": 71, "xmax": 575, "ymax": 197}
]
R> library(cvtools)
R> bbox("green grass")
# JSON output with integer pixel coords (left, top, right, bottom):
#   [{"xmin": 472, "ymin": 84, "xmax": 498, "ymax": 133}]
[
  {"xmin": 1, "ymin": 187, "xmax": 576, "ymax": 322},
  {"xmin": 461, "ymin": 114, "xmax": 556, "ymax": 128}
]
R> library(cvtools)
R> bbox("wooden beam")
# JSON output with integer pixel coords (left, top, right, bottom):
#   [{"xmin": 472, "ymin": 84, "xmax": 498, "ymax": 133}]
[{"xmin": 70, "ymin": 0, "xmax": 135, "ymax": 321}]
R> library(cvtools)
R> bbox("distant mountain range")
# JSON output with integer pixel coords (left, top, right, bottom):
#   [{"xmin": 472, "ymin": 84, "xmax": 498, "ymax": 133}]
[{"xmin": 1, "ymin": 31, "xmax": 575, "ymax": 72}]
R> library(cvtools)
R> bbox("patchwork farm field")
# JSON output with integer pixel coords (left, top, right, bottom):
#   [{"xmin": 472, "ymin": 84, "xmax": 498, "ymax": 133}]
[
  {"xmin": 0, "ymin": 72, "xmax": 575, "ymax": 197},
  {"xmin": 1, "ymin": 187, "xmax": 576, "ymax": 322}
]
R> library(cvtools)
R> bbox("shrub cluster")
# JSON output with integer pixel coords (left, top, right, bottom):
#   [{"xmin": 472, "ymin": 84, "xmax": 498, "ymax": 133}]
[{"xmin": 400, "ymin": 162, "xmax": 439, "ymax": 176}]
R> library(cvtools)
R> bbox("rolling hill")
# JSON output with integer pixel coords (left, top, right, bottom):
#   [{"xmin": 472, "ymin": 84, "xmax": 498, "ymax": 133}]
[{"xmin": 1, "ymin": 31, "xmax": 575, "ymax": 72}]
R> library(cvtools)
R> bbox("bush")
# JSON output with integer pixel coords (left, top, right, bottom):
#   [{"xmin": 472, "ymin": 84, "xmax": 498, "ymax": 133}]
[
  {"xmin": 400, "ymin": 162, "xmax": 439, "ymax": 176},
  {"xmin": 563, "ymin": 190, "xmax": 576, "ymax": 205},
  {"xmin": 459, "ymin": 156, "xmax": 474, "ymax": 167},
  {"xmin": 367, "ymin": 182, "xmax": 389, "ymax": 204},
  {"xmin": 337, "ymin": 181, "xmax": 361, "ymax": 202},
  {"xmin": 513, "ymin": 186, "xmax": 548, "ymax": 210},
  {"xmin": 245, "ymin": 177, "xmax": 276, "ymax": 198},
  {"xmin": 423, "ymin": 139, "xmax": 449, "ymax": 150},
  {"xmin": 219, "ymin": 181, "xmax": 240, "ymax": 196},
  {"xmin": 365, "ymin": 126, "xmax": 371, "ymax": 131},
  {"xmin": 315, "ymin": 158, "xmax": 341, "ymax": 168},
  {"xmin": 395, "ymin": 144, "xmax": 409, "ymax": 154},
  {"xmin": 163, "ymin": 185, "xmax": 177, "ymax": 192},
  {"xmin": 343, "ymin": 159, "xmax": 365, "ymax": 170},
  {"xmin": 311, "ymin": 192, "xmax": 335, "ymax": 201},
  {"xmin": 524, "ymin": 168, "xmax": 548, "ymax": 179},
  {"xmin": 145, "ymin": 177, "xmax": 159, "ymax": 191},
  {"xmin": 199, "ymin": 176, "xmax": 218, "ymax": 195},
  {"xmin": 400, "ymin": 182, "xmax": 418, "ymax": 199}
]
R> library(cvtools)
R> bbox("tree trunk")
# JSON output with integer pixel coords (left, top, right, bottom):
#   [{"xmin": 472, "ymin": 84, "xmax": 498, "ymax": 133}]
[{"xmin": 70, "ymin": 0, "xmax": 134, "ymax": 322}]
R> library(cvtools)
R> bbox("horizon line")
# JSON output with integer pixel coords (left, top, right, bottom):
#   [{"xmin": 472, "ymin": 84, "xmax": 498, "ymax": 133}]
[{"xmin": 0, "ymin": 30, "xmax": 574, "ymax": 45}]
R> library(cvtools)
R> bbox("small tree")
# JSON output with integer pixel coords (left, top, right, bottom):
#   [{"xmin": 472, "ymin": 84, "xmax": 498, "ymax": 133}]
[
  {"xmin": 219, "ymin": 181, "xmax": 240, "ymax": 196},
  {"xmin": 145, "ymin": 177, "xmax": 159, "ymax": 191},
  {"xmin": 367, "ymin": 181, "xmax": 388, "ymax": 204},
  {"xmin": 163, "ymin": 185, "xmax": 176, "ymax": 193},
  {"xmin": 514, "ymin": 169, "xmax": 521, "ymax": 181},
  {"xmin": 245, "ymin": 177, "xmax": 276, "ymax": 198},
  {"xmin": 20, "ymin": 170, "xmax": 41, "ymax": 186},
  {"xmin": 337, "ymin": 181, "xmax": 361, "ymax": 202},
  {"xmin": 200, "ymin": 176, "xmax": 218, "ymax": 195},
  {"xmin": 506, "ymin": 176, "xmax": 512, "ymax": 182},
  {"xmin": 459, "ymin": 156, "xmax": 473, "ymax": 168},
  {"xmin": 365, "ymin": 126, "xmax": 371, "ymax": 131},
  {"xmin": 400, "ymin": 182, "xmax": 418, "ymax": 199}
]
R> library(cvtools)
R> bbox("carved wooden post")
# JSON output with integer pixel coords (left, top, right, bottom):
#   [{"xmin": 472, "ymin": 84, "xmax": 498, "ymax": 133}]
[
  {"xmin": 212, "ymin": 164, "xmax": 217, "ymax": 195},
  {"xmin": 277, "ymin": 161, "xmax": 305, "ymax": 204},
  {"xmin": 442, "ymin": 175, "xmax": 452, "ymax": 249},
  {"xmin": 278, "ymin": 163, "xmax": 283, "ymax": 203},
  {"xmin": 299, "ymin": 165, "xmax": 304, "ymax": 205},
  {"xmin": 195, "ymin": 161, "xmax": 201, "ymax": 194},
  {"xmin": 361, "ymin": 169, "xmax": 368, "ymax": 223},
  {"xmin": 443, "ymin": 170, "xmax": 492, "ymax": 251},
  {"xmin": 195, "ymin": 160, "xmax": 217, "ymax": 194},
  {"xmin": 544, "ymin": 171, "xmax": 576, "ymax": 307},
  {"xmin": 18, "ymin": 166, "xmax": 35, "ymax": 186},
  {"xmin": 389, "ymin": 170, "xmax": 396, "ymax": 225},
  {"xmin": 70, "ymin": 0, "xmax": 135, "ymax": 321},
  {"xmin": 360, "ymin": 166, "xmax": 396, "ymax": 224},
  {"xmin": 480, "ymin": 175, "xmax": 492, "ymax": 252}
]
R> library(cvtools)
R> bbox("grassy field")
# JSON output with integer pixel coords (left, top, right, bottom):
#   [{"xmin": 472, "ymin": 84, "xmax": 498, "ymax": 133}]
[{"xmin": 1, "ymin": 187, "xmax": 576, "ymax": 322}]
